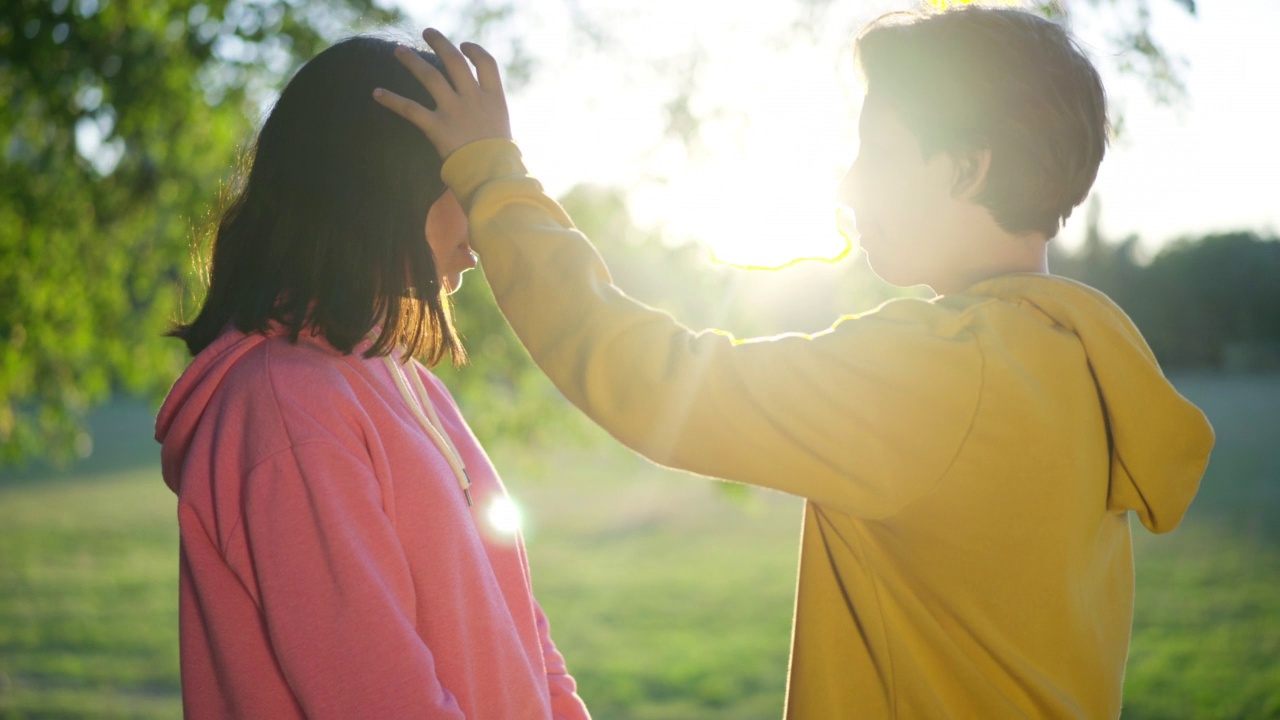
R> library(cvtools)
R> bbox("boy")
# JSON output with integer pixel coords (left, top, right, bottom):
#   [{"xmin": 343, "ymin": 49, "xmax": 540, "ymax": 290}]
[{"xmin": 375, "ymin": 6, "xmax": 1213, "ymax": 717}]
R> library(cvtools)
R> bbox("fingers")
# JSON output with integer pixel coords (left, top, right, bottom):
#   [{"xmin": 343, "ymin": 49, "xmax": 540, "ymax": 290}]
[
  {"xmin": 422, "ymin": 28, "xmax": 479, "ymax": 93},
  {"xmin": 460, "ymin": 42, "xmax": 503, "ymax": 93},
  {"xmin": 372, "ymin": 29, "xmax": 512, "ymax": 159},
  {"xmin": 371, "ymin": 88, "xmax": 433, "ymax": 134},
  {"xmin": 391, "ymin": 45, "xmax": 454, "ymax": 105}
]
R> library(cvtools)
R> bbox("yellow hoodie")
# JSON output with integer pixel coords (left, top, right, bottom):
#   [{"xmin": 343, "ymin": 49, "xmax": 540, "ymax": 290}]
[{"xmin": 443, "ymin": 139, "xmax": 1215, "ymax": 719}]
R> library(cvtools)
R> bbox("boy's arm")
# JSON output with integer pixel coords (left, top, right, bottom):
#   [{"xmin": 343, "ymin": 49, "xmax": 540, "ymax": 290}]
[{"xmin": 445, "ymin": 139, "xmax": 983, "ymax": 518}]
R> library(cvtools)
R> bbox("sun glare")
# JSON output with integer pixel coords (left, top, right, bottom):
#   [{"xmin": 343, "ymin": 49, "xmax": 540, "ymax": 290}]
[
  {"xmin": 655, "ymin": 157, "xmax": 854, "ymax": 269},
  {"xmin": 633, "ymin": 42, "xmax": 859, "ymax": 267},
  {"xmin": 495, "ymin": 0, "xmax": 881, "ymax": 268}
]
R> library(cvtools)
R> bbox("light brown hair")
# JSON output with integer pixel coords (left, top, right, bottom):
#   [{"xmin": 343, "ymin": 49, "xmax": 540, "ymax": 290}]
[{"xmin": 855, "ymin": 6, "xmax": 1109, "ymax": 238}]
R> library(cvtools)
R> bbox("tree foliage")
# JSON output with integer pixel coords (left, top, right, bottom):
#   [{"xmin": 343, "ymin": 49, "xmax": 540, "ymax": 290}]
[{"xmin": 1, "ymin": 0, "xmax": 401, "ymax": 465}]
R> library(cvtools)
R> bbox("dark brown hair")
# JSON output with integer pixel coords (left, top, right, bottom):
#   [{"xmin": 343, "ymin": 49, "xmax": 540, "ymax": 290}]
[
  {"xmin": 171, "ymin": 36, "xmax": 464, "ymax": 366},
  {"xmin": 855, "ymin": 6, "xmax": 1109, "ymax": 238}
]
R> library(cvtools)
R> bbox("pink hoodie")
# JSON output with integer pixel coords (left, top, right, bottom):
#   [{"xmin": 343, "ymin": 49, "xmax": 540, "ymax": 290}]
[{"xmin": 156, "ymin": 325, "xmax": 590, "ymax": 719}]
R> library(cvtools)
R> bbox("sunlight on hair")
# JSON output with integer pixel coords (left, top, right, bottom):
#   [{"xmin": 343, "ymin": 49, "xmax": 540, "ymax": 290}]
[{"xmin": 487, "ymin": 496, "xmax": 523, "ymax": 534}]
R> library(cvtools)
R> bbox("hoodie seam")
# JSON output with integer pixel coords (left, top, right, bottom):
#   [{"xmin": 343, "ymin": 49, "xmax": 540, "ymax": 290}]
[
  {"xmin": 217, "ymin": 440, "xmax": 361, "ymax": 560},
  {"xmin": 888, "ymin": 328, "xmax": 986, "ymax": 519},
  {"xmin": 816, "ymin": 508, "xmax": 901, "ymax": 718},
  {"xmin": 217, "ymin": 338, "xmax": 342, "ymax": 559}
]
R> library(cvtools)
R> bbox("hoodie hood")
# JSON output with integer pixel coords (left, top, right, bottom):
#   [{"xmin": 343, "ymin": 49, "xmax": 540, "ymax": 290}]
[
  {"xmin": 965, "ymin": 273, "xmax": 1214, "ymax": 534},
  {"xmin": 157, "ymin": 326, "xmax": 384, "ymax": 495},
  {"xmin": 155, "ymin": 328, "xmax": 273, "ymax": 495}
]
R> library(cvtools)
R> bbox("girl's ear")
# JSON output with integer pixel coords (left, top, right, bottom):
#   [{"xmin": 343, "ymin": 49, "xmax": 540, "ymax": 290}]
[{"xmin": 950, "ymin": 146, "xmax": 992, "ymax": 201}]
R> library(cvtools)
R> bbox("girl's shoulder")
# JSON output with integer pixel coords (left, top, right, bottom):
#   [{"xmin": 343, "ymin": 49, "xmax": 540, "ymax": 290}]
[{"xmin": 206, "ymin": 331, "xmax": 382, "ymax": 446}]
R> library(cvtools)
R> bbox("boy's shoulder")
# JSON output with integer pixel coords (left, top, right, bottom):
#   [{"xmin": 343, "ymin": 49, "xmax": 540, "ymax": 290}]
[
  {"xmin": 844, "ymin": 293, "xmax": 995, "ymax": 341},
  {"xmin": 847, "ymin": 274, "xmax": 1133, "ymax": 350},
  {"xmin": 932, "ymin": 273, "xmax": 1126, "ymax": 329}
]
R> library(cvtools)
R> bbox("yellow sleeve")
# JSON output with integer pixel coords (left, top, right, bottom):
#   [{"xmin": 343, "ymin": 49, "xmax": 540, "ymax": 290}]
[{"xmin": 443, "ymin": 139, "xmax": 983, "ymax": 519}]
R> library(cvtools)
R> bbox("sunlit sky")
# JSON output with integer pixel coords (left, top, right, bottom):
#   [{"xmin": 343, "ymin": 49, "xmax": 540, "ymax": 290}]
[{"xmin": 401, "ymin": 0, "xmax": 1280, "ymax": 266}]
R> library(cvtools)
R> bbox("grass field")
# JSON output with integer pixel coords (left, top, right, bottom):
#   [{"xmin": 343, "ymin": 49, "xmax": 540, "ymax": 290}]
[{"xmin": 1, "ymin": 374, "xmax": 1278, "ymax": 719}]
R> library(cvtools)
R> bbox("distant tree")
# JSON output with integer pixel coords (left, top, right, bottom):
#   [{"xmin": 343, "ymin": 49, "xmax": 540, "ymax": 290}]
[
  {"xmin": 1050, "ymin": 195, "xmax": 1146, "ymax": 312},
  {"xmin": 1053, "ymin": 201, "xmax": 1280, "ymax": 371},
  {"xmin": 1138, "ymin": 232, "xmax": 1280, "ymax": 369}
]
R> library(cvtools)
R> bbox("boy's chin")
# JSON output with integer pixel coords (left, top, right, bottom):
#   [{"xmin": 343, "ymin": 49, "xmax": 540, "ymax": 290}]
[{"xmin": 864, "ymin": 253, "xmax": 923, "ymax": 289}]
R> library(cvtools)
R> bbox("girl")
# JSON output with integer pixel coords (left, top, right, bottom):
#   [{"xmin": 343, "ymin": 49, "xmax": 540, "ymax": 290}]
[{"xmin": 155, "ymin": 36, "xmax": 589, "ymax": 719}]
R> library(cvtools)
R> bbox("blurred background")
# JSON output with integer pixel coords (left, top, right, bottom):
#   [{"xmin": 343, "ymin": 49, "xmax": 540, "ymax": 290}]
[{"xmin": 2, "ymin": 0, "xmax": 1278, "ymax": 717}]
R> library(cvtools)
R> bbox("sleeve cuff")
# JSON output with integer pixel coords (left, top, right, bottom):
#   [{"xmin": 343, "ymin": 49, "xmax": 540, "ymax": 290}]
[{"xmin": 440, "ymin": 138, "xmax": 529, "ymax": 211}]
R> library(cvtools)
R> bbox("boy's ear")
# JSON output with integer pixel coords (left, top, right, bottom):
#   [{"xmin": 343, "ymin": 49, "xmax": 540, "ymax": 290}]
[{"xmin": 950, "ymin": 146, "xmax": 992, "ymax": 201}]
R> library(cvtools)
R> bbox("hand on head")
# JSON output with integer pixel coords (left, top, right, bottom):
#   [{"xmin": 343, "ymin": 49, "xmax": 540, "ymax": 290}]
[{"xmin": 373, "ymin": 28, "xmax": 512, "ymax": 159}]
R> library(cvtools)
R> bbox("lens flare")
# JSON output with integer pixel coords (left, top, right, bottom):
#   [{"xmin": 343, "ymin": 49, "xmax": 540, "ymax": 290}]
[{"xmin": 486, "ymin": 497, "xmax": 523, "ymax": 534}]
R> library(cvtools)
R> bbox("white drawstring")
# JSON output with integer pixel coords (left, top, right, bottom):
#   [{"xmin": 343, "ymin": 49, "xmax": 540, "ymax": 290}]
[{"xmin": 381, "ymin": 349, "xmax": 474, "ymax": 507}]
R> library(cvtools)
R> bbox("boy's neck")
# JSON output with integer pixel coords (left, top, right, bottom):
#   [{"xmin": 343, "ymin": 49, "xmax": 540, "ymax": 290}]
[{"xmin": 929, "ymin": 228, "xmax": 1050, "ymax": 297}]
